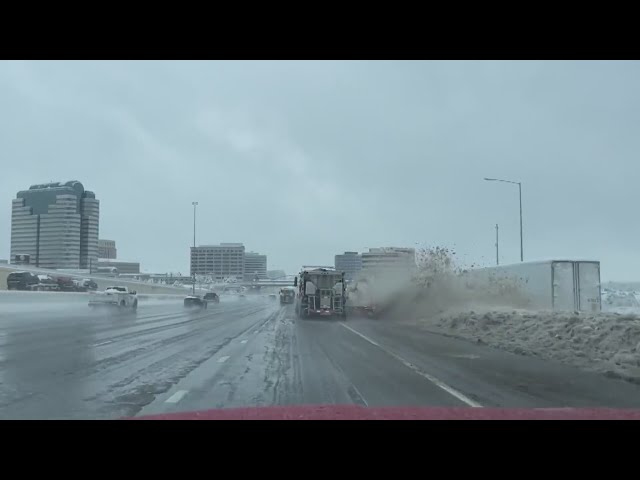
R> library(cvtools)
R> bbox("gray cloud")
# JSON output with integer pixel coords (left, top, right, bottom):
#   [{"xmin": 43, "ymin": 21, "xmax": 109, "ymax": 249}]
[{"xmin": 1, "ymin": 60, "xmax": 639, "ymax": 280}]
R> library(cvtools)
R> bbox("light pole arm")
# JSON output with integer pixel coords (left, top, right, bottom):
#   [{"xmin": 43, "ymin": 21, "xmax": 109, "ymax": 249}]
[{"xmin": 484, "ymin": 177, "xmax": 524, "ymax": 262}]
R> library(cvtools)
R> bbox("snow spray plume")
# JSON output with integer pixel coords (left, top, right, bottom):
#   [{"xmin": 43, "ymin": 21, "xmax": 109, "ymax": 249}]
[{"xmin": 384, "ymin": 247, "xmax": 531, "ymax": 321}]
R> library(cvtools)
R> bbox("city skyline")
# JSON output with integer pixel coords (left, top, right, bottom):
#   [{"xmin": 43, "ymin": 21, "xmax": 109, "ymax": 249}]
[{"xmin": 3, "ymin": 62, "xmax": 640, "ymax": 280}]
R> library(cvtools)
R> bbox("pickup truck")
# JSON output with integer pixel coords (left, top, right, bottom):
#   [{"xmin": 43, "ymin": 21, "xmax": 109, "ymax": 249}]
[{"xmin": 88, "ymin": 286, "xmax": 138, "ymax": 312}]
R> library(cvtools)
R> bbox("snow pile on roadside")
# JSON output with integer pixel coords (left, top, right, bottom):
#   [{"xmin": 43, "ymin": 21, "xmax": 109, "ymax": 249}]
[
  {"xmin": 602, "ymin": 288, "xmax": 640, "ymax": 314},
  {"xmin": 410, "ymin": 308, "xmax": 640, "ymax": 384}
]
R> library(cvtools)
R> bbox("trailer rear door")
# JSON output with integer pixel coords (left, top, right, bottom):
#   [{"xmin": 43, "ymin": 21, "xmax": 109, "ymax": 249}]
[
  {"xmin": 552, "ymin": 261, "xmax": 576, "ymax": 311},
  {"xmin": 577, "ymin": 262, "xmax": 601, "ymax": 312}
]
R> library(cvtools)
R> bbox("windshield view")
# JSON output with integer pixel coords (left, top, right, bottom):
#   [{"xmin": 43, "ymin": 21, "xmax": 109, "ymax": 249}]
[{"xmin": 2, "ymin": 60, "xmax": 640, "ymax": 420}]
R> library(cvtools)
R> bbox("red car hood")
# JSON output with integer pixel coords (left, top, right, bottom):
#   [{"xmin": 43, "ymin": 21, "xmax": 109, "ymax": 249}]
[{"xmin": 133, "ymin": 404, "xmax": 640, "ymax": 420}]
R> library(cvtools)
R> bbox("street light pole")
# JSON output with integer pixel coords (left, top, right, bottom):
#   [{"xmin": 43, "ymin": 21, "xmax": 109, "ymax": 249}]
[
  {"xmin": 495, "ymin": 224, "xmax": 499, "ymax": 266},
  {"xmin": 192, "ymin": 201, "xmax": 198, "ymax": 296},
  {"xmin": 518, "ymin": 182, "xmax": 523, "ymax": 263},
  {"xmin": 484, "ymin": 177, "xmax": 524, "ymax": 262}
]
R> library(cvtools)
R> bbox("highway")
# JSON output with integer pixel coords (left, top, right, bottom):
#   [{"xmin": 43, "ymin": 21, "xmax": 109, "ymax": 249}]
[{"xmin": 2, "ymin": 292, "xmax": 640, "ymax": 419}]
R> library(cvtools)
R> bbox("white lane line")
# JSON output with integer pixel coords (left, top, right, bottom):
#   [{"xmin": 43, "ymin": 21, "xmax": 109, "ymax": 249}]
[
  {"xmin": 92, "ymin": 341, "xmax": 113, "ymax": 347},
  {"xmin": 340, "ymin": 323, "xmax": 482, "ymax": 408},
  {"xmin": 165, "ymin": 390, "xmax": 189, "ymax": 404},
  {"xmin": 240, "ymin": 340, "xmax": 248, "ymax": 344},
  {"xmin": 218, "ymin": 355, "xmax": 230, "ymax": 363}
]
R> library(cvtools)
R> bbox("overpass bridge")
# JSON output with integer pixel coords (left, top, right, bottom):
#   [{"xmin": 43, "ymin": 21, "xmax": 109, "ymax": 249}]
[{"xmin": 239, "ymin": 280, "xmax": 295, "ymax": 288}]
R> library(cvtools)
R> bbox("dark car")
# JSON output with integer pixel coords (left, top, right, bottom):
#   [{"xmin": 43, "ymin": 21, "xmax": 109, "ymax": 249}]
[
  {"xmin": 56, "ymin": 276, "xmax": 79, "ymax": 292},
  {"xmin": 81, "ymin": 279, "xmax": 99, "ymax": 291},
  {"xmin": 7, "ymin": 271, "xmax": 40, "ymax": 290},
  {"xmin": 203, "ymin": 292, "xmax": 219, "ymax": 303},
  {"xmin": 184, "ymin": 295, "xmax": 207, "ymax": 309}
]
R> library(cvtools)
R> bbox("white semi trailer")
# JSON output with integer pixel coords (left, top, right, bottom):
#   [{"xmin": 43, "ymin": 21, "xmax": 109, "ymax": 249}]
[{"xmin": 464, "ymin": 260, "xmax": 601, "ymax": 312}]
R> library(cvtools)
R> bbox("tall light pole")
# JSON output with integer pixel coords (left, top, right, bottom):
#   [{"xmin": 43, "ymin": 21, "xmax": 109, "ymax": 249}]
[
  {"xmin": 192, "ymin": 201, "xmax": 198, "ymax": 295},
  {"xmin": 495, "ymin": 223, "xmax": 499, "ymax": 266},
  {"xmin": 484, "ymin": 178, "xmax": 523, "ymax": 262}
]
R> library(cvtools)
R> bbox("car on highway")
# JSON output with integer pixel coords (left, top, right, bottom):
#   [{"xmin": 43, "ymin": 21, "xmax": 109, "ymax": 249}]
[
  {"xmin": 184, "ymin": 295, "xmax": 208, "ymax": 309},
  {"xmin": 79, "ymin": 278, "xmax": 99, "ymax": 292},
  {"xmin": 6, "ymin": 271, "xmax": 40, "ymax": 291},
  {"xmin": 89, "ymin": 286, "xmax": 138, "ymax": 312},
  {"xmin": 203, "ymin": 292, "xmax": 219, "ymax": 304},
  {"xmin": 35, "ymin": 274, "xmax": 60, "ymax": 291},
  {"xmin": 57, "ymin": 276, "xmax": 80, "ymax": 292},
  {"xmin": 279, "ymin": 287, "xmax": 295, "ymax": 304},
  {"xmin": 269, "ymin": 293, "xmax": 277, "ymax": 300}
]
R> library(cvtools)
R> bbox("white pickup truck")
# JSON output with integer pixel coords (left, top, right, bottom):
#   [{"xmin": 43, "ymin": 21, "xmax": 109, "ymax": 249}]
[{"xmin": 88, "ymin": 286, "xmax": 138, "ymax": 312}]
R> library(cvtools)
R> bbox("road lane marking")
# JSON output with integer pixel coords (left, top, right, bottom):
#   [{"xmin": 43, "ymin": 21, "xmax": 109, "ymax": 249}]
[
  {"xmin": 340, "ymin": 323, "xmax": 482, "ymax": 408},
  {"xmin": 449, "ymin": 354, "xmax": 480, "ymax": 360},
  {"xmin": 218, "ymin": 355, "xmax": 230, "ymax": 363},
  {"xmin": 165, "ymin": 390, "xmax": 189, "ymax": 403},
  {"xmin": 92, "ymin": 341, "xmax": 113, "ymax": 347},
  {"xmin": 240, "ymin": 340, "xmax": 248, "ymax": 344}
]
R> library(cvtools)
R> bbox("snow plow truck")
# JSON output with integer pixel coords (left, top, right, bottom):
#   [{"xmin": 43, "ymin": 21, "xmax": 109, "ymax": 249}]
[{"xmin": 294, "ymin": 267, "xmax": 346, "ymax": 319}]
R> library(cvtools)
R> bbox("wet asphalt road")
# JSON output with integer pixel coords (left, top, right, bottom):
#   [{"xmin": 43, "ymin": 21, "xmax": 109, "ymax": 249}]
[{"xmin": 3, "ymin": 293, "xmax": 640, "ymax": 419}]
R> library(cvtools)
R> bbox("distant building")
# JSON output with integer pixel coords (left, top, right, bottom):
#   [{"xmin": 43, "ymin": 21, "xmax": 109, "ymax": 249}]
[
  {"xmin": 10, "ymin": 180, "xmax": 99, "ymax": 269},
  {"xmin": 98, "ymin": 239, "xmax": 117, "ymax": 259},
  {"xmin": 191, "ymin": 243, "xmax": 245, "ymax": 281},
  {"xmin": 361, "ymin": 247, "xmax": 416, "ymax": 278},
  {"xmin": 334, "ymin": 251, "xmax": 362, "ymax": 280},
  {"xmin": 267, "ymin": 270, "xmax": 286, "ymax": 280},
  {"xmin": 244, "ymin": 252, "xmax": 267, "ymax": 280},
  {"xmin": 95, "ymin": 259, "xmax": 140, "ymax": 275}
]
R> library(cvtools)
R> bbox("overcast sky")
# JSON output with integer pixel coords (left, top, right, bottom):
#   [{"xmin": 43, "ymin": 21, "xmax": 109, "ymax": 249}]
[{"xmin": 1, "ymin": 60, "xmax": 639, "ymax": 281}]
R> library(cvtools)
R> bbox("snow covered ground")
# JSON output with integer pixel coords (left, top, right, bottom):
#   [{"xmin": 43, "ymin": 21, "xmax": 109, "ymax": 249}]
[{"xmin": 393, "ymin": 286, "xmax": 640, "ymax": 385}]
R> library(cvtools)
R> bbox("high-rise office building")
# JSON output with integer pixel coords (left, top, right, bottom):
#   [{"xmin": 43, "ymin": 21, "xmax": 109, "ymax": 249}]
[
  {"xmin": 334, "ymin": 251, "xmax": 362, "ymax": 280},
  {"xmin": 10, "ymin": 181, "xmax": 99, "ymax": 269},
  {"xmin": 244, "ymin": 252, "xmax": 267, "ymax": 280}
]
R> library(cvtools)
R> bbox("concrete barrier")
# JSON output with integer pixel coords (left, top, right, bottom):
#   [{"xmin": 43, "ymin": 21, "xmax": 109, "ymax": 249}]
[
  {"xmin": 0, "ymin": 266, "xmax": 209, "ymax": 295},
  {"xmin": 0, "ymin": 290, "xmax": 187, "ymax": 303}
]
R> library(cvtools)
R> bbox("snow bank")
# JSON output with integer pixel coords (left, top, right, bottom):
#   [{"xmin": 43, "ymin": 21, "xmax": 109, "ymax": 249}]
[
  {"xmin": 602, "ymin": 288, "xmax": 640, "ymax": 314},
  {"xmin": 406, "ymin": 308, "xmax": 640, "ymax": 384}
]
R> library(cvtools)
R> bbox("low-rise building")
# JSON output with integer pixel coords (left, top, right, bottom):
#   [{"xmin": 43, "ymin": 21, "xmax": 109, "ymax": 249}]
[
  {"xmin": 191, "ymin": 243, "xmax": 245, "ymax": 281},
  {"xmin": 267, "ymin": 269, "xmax": 286, "ymax": 280},
  {"xmin": 98, "ymin": 239, "xmax": 117, "ymax": 259},
  {"xmin": 95, "ymin": 259, "xmax": 140, "ymax": 275},
  {"xmin": 361, "ymin": 247, "xmax": 416, "ymax": 278}
]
